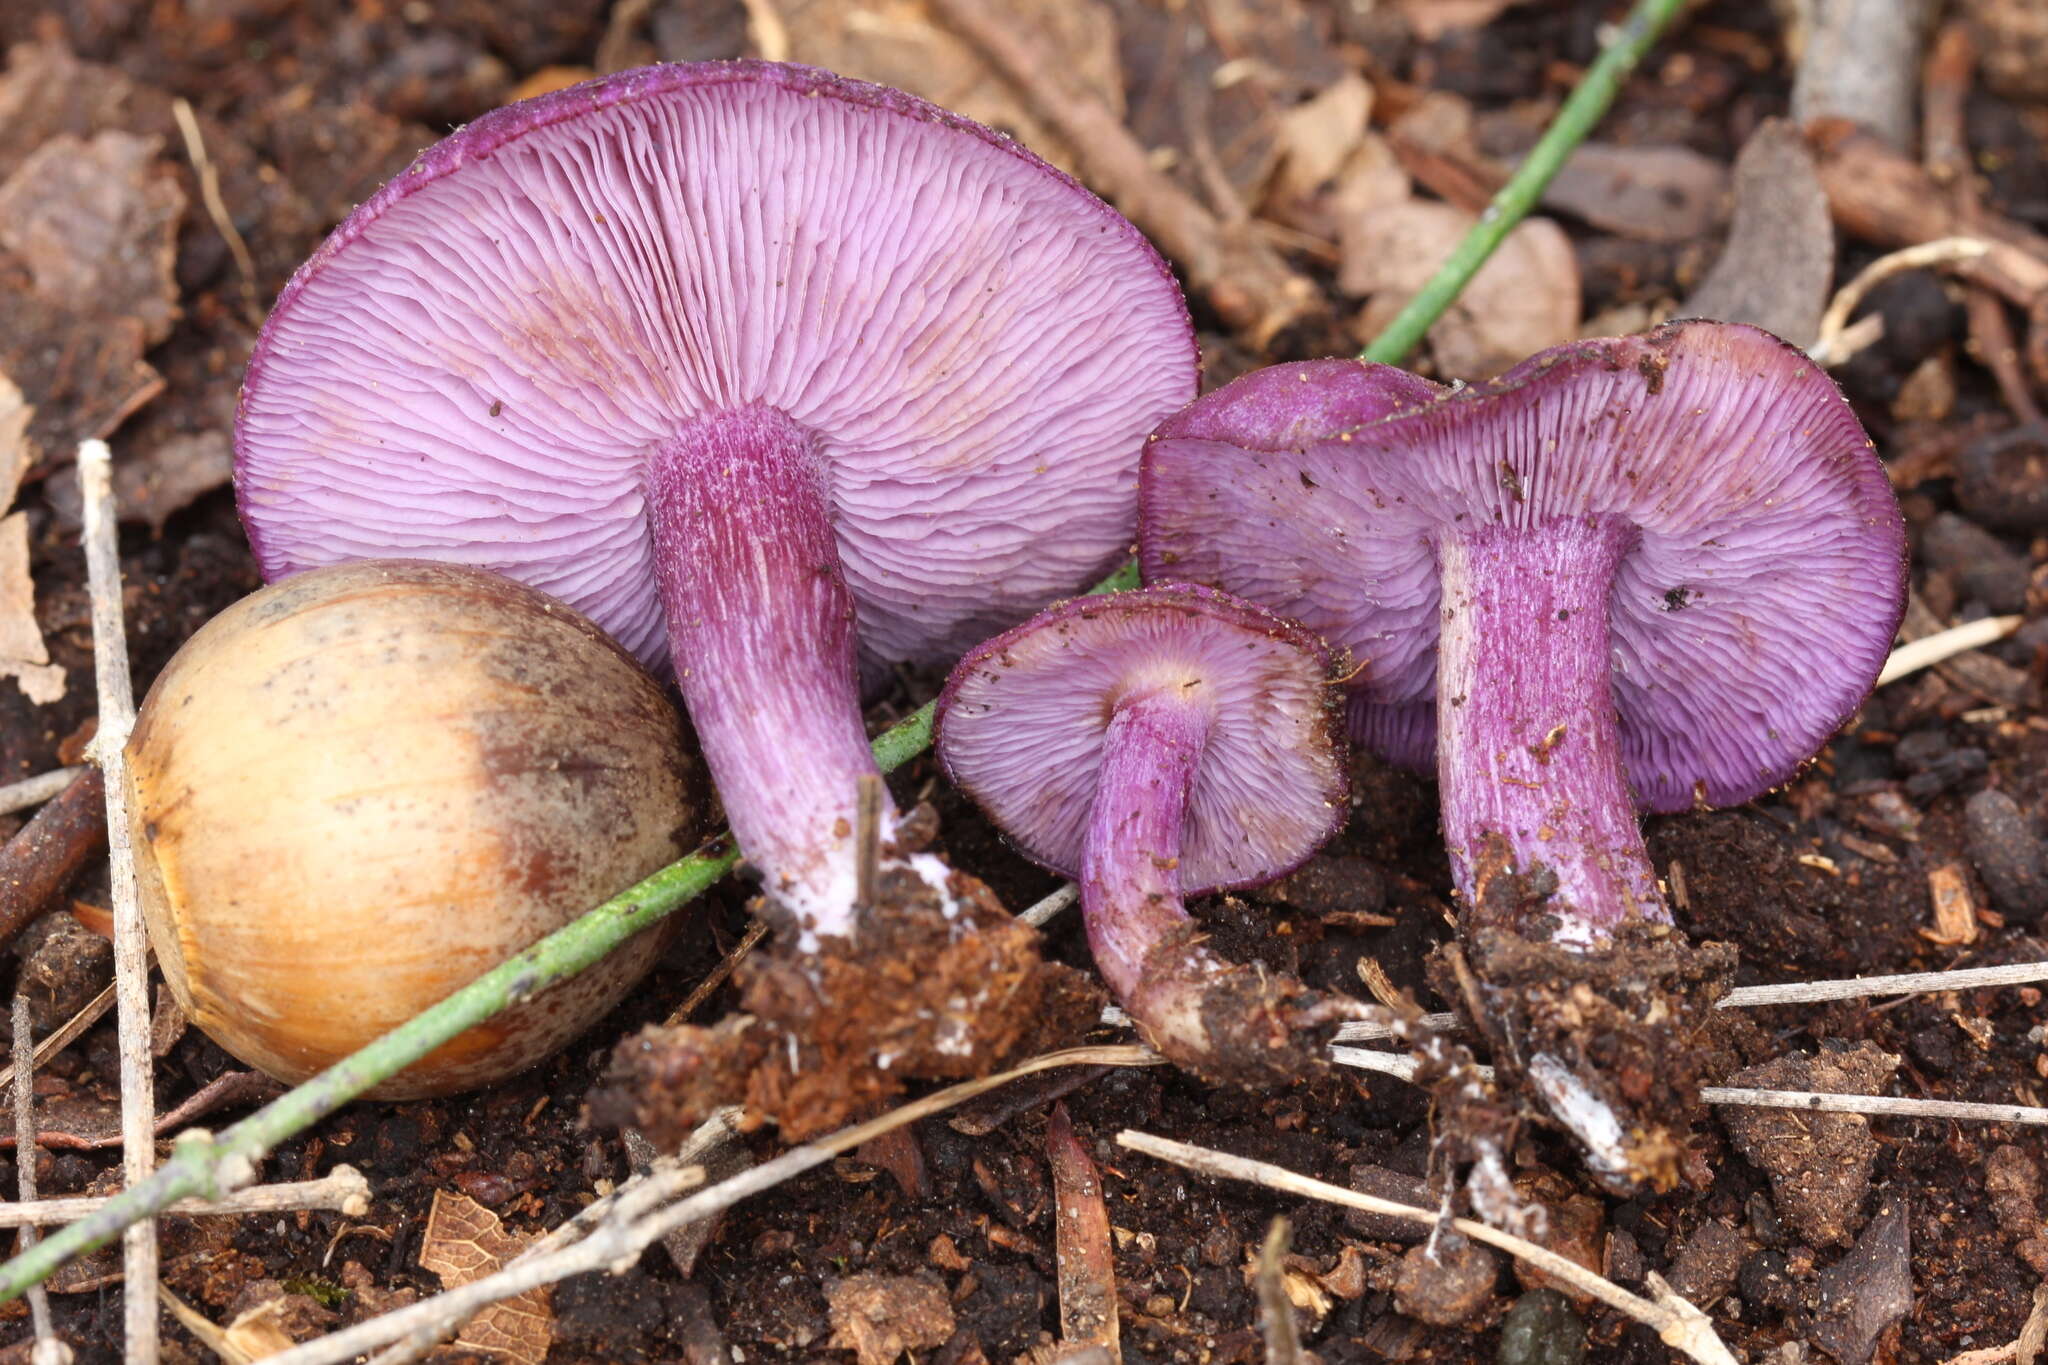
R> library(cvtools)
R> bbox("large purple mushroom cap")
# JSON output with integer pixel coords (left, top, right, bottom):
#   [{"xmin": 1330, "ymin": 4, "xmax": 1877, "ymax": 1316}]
[
  {"xmin": 934, "ymin": 583, "xmax": 1347, "ymax": 891},
  {"xmin": 238, "ymin": 61, "xmax": 1194, "ymax": 679},
  {"xmin": 1141, "ymin": 322, "xmax": 1907, "ymax": 816},
  {"xmin": 935, "ymin": 584, "xmax": 1363, "ymax": 1086},
  {"xmin": 234, "ymin": 61, "xmax": 1198, "ymax": 941}
]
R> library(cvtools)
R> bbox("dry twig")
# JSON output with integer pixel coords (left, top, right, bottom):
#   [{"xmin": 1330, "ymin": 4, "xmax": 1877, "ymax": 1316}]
[
  {"xmin": 1118, "ymin": 1131, "xmax": 1737, "ymax": 1365},
  {"xmin": 0, "ymin": 984, "xmax": 114, "ymax": 1099},
  {"xmin": 1808, "ymin": 237, "xmax": 1992, "ymax": 366},
  {"xmin": 78, "ymin": 439, "xmax": 158, "ymax": 1363},
  {"xmin": 15, "ymin": 993, "xmax": 73, "ymax": 1365},
  {"xmin": 0, "ymin": 1167, "xmax": 368, "ymax": 1229},
  {"xmin": 0, "ymin": 769, "xmax": 85, "ymax": 819},
  {"xmin": 1336, "ymin": 958, "xmax": 2048, "ymax": 1044},
  {"xmin": 169, "ymin": 99, "xmax": 261, "ymax": 329},
  {"xmin": 1878, "ymin": 615, "xmax": 2024, "ymax": 685},
  {"xmin": 273, "ymin": 1047, "xmax": 1160, "ymax": 1365},
  {"xmin": 1332, "ymin": 1047, "xmax": 2048, "ymax": 1125}
]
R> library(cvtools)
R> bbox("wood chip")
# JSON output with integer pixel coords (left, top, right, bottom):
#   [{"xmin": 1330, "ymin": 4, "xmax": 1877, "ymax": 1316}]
[
  {"xmin": 1925, "ymin": 862, "xmax": 1981, "ymax": 946},
  {"xmin": 1687, "ymin": 119, "xmax": 1834, "ymax": 347},
  {"xmin": 1047, "ymin": 1103, "xmax": 1119, "ymax": 1359}
]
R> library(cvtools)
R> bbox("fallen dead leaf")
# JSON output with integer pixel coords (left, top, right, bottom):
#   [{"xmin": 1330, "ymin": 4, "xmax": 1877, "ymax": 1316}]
[
  {"xmin": 1343, "ymin": 197, "xmax": 1580, "ymax": 380},
  {"xmin": 1265, "ymin": 72, "xmax": 1374, "ymax": 233},
  {"xmin": 0, "ymin": 372, "xmax": 27, "ymax": 511},
  {"xmin": 1685, "ymin": 118, "xmax": 1834, "ymax": 348},
  {"xmin": 1536, "ymin": 142, "xmax": 1729, "ymax": 244},
  {"xmin": 0, "ymin": 513, "xmax": 63, "ymax": 705},
  {"xmin": 776, "ymin": 0, "xmax": 1121, "ymax": 176},
  {"xmin": 45, "ymin": 429, "xmax": 236, "ymax": 534},
  {"xmin": 827, "ymin": 1273, "xmax": 955, "ymax": 1365},
  {"xmin": 1398, "ymin": 0, "xmax": 1522, "ymax": 42},
  {"xmin": 419, "ymin": 1189, "xmax": 554, "ymax": 1365},
  {"xmin": 0, "ymin": 131, "xmax": 183, "ymax": 346}
]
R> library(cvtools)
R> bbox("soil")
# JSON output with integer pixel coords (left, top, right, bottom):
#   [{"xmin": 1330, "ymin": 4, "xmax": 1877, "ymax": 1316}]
[{"xmin": 1, "ymin": 1, "xmax": 2046, "ymax": 1363}]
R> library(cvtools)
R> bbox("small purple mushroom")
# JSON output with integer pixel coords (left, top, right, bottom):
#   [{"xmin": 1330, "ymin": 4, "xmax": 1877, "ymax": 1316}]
[
  {"xmin": 934, "ymin": 584, "xmax": 1362, "ymax": 1085},
  {"xmin": 233, "ymin": 62, "xmax": 1197, "ymax": 944},
  {"xmin": 1139, "ymin": 321, "xmax": 1907, "ymax": 1183}
]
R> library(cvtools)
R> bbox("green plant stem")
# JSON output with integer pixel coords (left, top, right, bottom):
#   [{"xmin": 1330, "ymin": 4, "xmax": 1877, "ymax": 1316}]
[
  {"xmin": 0, "ymin": 557, "xmax": 1143, "ymax": 1299},
  {"xmin": 1359, "ymin": 0, "xmax": 1688, "ymax": 366},
  {"xmin": 0, "ymin": 0, "xmax": 1676, "ymax": 1293}
]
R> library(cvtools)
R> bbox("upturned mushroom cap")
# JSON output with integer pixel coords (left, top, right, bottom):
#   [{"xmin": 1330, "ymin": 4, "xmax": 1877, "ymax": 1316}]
[
  {"xmin": 1140, "ymin": 321, "xmax": 1909, "ymax": 811},
  {"xmin": 236, "ymin": 61, "xmax": 1196, "ymax": 677},
  {"xmin": 934, "ymin": 583, "xmax": 1348, "ymax": 890}
]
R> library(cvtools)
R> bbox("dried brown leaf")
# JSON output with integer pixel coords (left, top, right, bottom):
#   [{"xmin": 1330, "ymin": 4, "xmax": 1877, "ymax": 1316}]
[
  {"xmin": 1539, "ymin": 143, "xmax": 1729, "ymax": 244},
  {"xmin": 0, "ymin": 512, "xmax": 62, "ymax": 705},
  {"xmin": 0, "ymin": 373, "xmax": 27, "ymax": 512},
  {"xmin": 420, "ymin": 1189, "xmax": 554, "ymax": 1365},
  {"xmin": 1266, "ymin": 73, "xmax": 1374, "ymax": 231},
  {"xmin": 1398, "ymin": 0, "xmax": 1521, "ymax": 41},
  {"xmin": 1343, "ymin": 199, "xmax": 1580, "ymax": 380},
  {"xmin": 0, "ymin": 131, "xmax": 183, "ymax": 346},
  {"xmin": 776, "ymin": 0, "xmax": 1120, "ymax": 176}
]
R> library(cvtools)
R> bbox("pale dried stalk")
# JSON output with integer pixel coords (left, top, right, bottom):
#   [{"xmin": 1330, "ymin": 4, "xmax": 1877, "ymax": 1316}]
[
  {"xmin": 1118, "ymin": 1131, "xmax": 1736, "ymax": 1365},
  {"xmin": 0, "ymin": 1167, "xmax": 369, "ymax": 1229},
  {"xmin": 0, "ymin": 983, "xmax": 116, "ymax": 1097},
  {"xmin": 273, "ymin": 1048, "xmax": 1159, "ymax": 1365},
  {"xmin": 1019, "ymin": 882, "xmax": 1078, "ymax": 928},
  {"xmin": 15, "ymin": 993, "xmax": 73, "ymax": 1365},
  {"xmin": 0, "ymin": 769, "xmax": 85, "ymax": 818},
  {"xmin": 1879, "ymin": 615, "xmax": 2025, "ymax": 685},
  {"xmin": 1333, "ymin": 959, "xmax": 2048, "ymax": 1044},
  {"xmin": 1331, "ymin": 1045, "xmax": 2048, "ymax": 1124},
  {"xmin": 77, "ymin": 439, "xmax": 157, "ymax": 1364},
  {"xmin": 169, "ymin": 99, "xmax": 260, "ymax": 328},
  {"xmin": 1808, "ymin": 236, "xmax": 1993, "ymax": 365}
]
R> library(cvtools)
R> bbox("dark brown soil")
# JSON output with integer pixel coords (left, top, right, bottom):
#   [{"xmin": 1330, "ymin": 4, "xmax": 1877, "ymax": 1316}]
[{"xmin": 2, "ymin": 1, "xmax": 2047, "ymax": 1363}]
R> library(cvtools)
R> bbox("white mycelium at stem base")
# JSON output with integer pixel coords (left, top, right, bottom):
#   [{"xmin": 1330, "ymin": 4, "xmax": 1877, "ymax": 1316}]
[
  {"xmin": 648, "ymin": 405, "xmax": 891, "ymax": 944},
  {"xmin": 1435, "ymin": 514, "xmax": 1668, "ymax": 944},
  {"xmin": 1080, "ymin": 685, "xmax": 1218, "ymax": 1046}
]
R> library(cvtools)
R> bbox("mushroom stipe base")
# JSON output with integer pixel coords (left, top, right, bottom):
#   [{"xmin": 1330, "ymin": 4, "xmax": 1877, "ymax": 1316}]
[
  {"xmin": 1437, "ymin": 513, "xmax": 1667, "ymax": 944},
  {"xmin": 648, "ymin": 404, "xmax": 889, "ymax": 946}
]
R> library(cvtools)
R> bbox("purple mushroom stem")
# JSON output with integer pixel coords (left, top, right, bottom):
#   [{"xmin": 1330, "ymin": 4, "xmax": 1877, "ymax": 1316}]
[
  {"xmin": 1437, "ymin": 515, "xmax": 1667, "ymax": 941},
  {"xmin": 1080, "ymin": 684, "xmax": 1211, "ymax": 1033},
  {"xmin": 648, "ymin": 404, "xmax": 882, "ymax": 939}
]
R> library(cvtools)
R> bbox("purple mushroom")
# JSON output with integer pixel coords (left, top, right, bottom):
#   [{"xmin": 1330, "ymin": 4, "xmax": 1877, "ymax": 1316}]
[
  {"xmin": 1139, "ymin": 321, "xmax": 1907, "ymax": 1184},
  {"xmin": 934, "ymin": 584, "xmax": 1362, "ymax": 1085},
  {"xmin": 234, "ymin": 62, "xmax": 1197, "ymax": 946}
]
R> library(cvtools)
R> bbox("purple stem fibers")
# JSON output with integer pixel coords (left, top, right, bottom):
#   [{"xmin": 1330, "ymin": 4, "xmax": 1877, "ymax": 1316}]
[
  {"xmin": 647, "ymin": 404, "xmax": 884, "ymax": 945},
  {"xmin": 1080, "ymin": 686, "xmax": 1215, "ymax": 1046},
  {"xmin": 1435, "ymin": 515, "xmax": 1668, "ymax": 944}
]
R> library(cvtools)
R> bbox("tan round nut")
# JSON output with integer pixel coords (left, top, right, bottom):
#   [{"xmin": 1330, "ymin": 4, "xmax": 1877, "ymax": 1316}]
[{"xmin": 125, "ymin": 559, "xmax": 705, "ymax": 1098}]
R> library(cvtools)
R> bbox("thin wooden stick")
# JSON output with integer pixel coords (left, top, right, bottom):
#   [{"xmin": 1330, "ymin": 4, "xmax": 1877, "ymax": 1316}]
[
  {"xmin": 168, "ymin": 99, "xmax": 260, "ymax": 329},
  {"xmin": 0, "ymin": 983, "xmax": 116, "ymax": 1097},
  {"xmin": 1879, "ymin": 614, "xmax": 2023, "ymax": 685},
  {"xmin": 14, "ymin": 994, "xmax": 71, "ymax": 1365},
  {"xmin": 1808, "ymin": 237, "xmax": 1992, "ymax": 366},
  {"xmin": 1331, "ymin": 1046, "xmax": 2048, "ymax": 1125},
  {"xmin": 1019, "ymin": 882, "xmax": 1078, "ymax": 928},
  {"xmin": 268, "ymin": 1047, "xmax": 1160, "ymax": 1365},
  {"xmin": 77, "ymin": 439, "xmax": 157, "ymax": 1364},
  {"xmin": 1118, "ymin": 1131, "xmax": 1736, "ymax": 1365},
  {"xmin": 0, "ymin": 770, "xmax": 84, "ymax": 819},
  {"xmin": 1333, "ymin": 958, "xmax": 2048, "ymax": 1043},
  {"xmin": 0, "ymin": 1167, "xmax": 369, "ymax": 1229}
]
